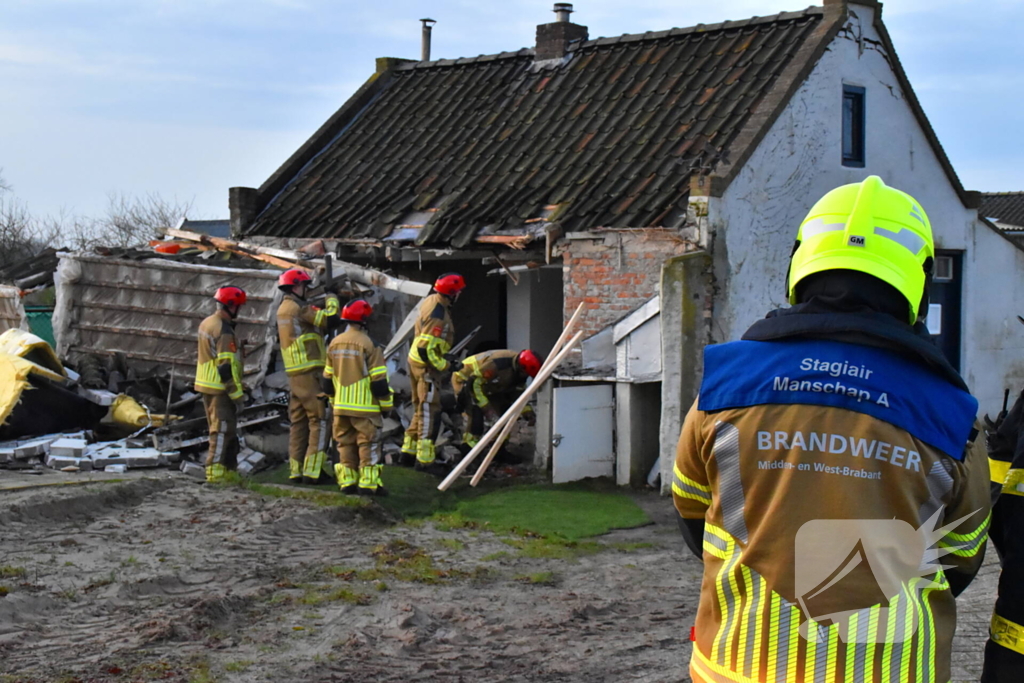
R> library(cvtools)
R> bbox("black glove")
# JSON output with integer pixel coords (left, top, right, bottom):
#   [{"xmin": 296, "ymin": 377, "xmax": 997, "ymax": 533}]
[
  {"xmin": 321, "ymin": 376, "xmax": 334, "ymax": 396},
  {"xmin": 448, "ymin": 358, "xmax": 463, "ymax": 373}
]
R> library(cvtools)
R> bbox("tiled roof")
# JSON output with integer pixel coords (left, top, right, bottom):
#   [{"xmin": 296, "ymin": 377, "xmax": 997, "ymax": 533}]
[
  {"xmin": 248, "ymin": 9, "xmax": 830, "ymax": 246},
  {"xmin": 981, "ymin": 192, "xmax": 1024, "ymax": 230}
]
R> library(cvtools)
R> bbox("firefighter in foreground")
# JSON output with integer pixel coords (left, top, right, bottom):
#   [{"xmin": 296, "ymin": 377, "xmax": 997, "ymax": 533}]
[
  {"xmin": 194, "ymin": 286, "xmax": 247, "ymax": 483},
  {"xmin": 325, "ymin": 299, "xmax": 393, "ymax": 495},
  {"xmin": 673, "ymin": 176, "xmax": 990, "ymax": 683},
  {"xmin": 451, "ymin": 349, "xmax": 542, "ymax": 449},
  {"xmin": 982, "ymin": 388, "xmax": 1024, "ymax": 681},
  {"xmin": 276, "ymin": 268, "xmax": 339, "ymax": 484},
  {"xmin": 402, "ymin": 273, "xmax": 465, "ymax": 471}
]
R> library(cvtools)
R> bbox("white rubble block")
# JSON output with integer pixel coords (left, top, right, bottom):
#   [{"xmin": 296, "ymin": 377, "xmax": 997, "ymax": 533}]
[
  {"xmin": 237, "ymin": 448, "xmax": 268, "ymax": 477},
  {"xmin": 13, "ymin": 437, "xmax": 59, "ymax": 459},
  {"xmin": 0, "ymin": 448, "xmax": 13, "ymax": 464},
  {"xmin": 46, "ymin": 455, "xmax": 94, "ymax": 472},
  {"xmin": 104, "ymin": 464, "xmax": 127, "ymax": 473},
  {"xmin": 179, "ymin": 460, "xmax": 206, "ymax": 480},
  {"xmin": 50, "ymin": 438, "xmax": 89, "ymax": 458},
  {"xmin": 7, "ymin": 456, "xmax": 44, "ymax": 470},
  {"xmin": 158, "ymin": 451, "xmax": 181, "ymax": 466}
]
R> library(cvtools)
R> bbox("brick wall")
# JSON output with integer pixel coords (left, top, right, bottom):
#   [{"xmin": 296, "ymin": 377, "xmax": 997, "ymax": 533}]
[{"xmin": 560, "ymin": 229, "xmax": 699, "ymax": 339}]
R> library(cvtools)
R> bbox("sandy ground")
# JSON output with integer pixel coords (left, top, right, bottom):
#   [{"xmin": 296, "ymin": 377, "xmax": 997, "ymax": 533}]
[{"xmin": 0, "ymin": 473, "xmax": 999, "ymax": 683}]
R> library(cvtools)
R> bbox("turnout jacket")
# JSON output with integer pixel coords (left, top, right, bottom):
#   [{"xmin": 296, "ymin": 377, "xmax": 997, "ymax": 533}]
[
  {"xmin": 194, "ymin": 313, "xmax": 244, "ymax": 400},
  {"xmin": 985, "ymin": 389, "xmax": 1024, "ymax": 665},
  {"xmin": 408, "ymin": 293, "xmax": 454, "ymax": 372},
  {"xmin": 451, "ymin": 350, "xmax": 524, "ymax": 407},
  {"xmin": 277, "ymin": 292, "xmax": 339, "ymax": 375},
  {"xmin": 325, "ymin": 325, "xmax": 393, "ymax": 419},
  {"xmin": 674, "ymin": 308, "xmax": 990, "ymax": 683}
]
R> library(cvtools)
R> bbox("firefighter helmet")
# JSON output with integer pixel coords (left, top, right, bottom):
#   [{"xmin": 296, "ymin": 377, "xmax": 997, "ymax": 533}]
[
  {"xmin": 214, "ymin": 286, "xmax": 247, "ymax": 307},
  {"xmin": 434, "ymin": 273, "xmax": 466, "ymax": 297},
  {"xmin": 341, "ymin": 299, "xmax": 373, "ymax": 323},
  {"xmin": 516, "ymin": 349, "xmax": 543, "ymax": 377},
  {"xmin": 278, "ymin": 268, "xmax": 313, "ymax": 291},
  {"xmin": 787, "ymin": 176, "xmax": 934, "ymax": 323}
]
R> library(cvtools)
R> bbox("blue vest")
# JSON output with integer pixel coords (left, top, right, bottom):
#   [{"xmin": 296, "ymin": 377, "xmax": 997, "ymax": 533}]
[{"xmin": 698, "ymin": 339, "xmax": 978, "ymax": 461}]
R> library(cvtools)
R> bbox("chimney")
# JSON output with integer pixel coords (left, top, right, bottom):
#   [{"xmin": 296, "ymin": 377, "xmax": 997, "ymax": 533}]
[
  {"xmin": 535, "ymin": 3, "xmax": 588, "ymax": 61},
  {"xmin": 420, "ymin": 18, "xmax": 436, "ymax": 61}
]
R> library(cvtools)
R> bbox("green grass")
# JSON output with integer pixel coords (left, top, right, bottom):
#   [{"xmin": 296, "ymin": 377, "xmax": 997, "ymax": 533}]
[
  {"xmin": 252, "ymin": 464, "xmax": 650, "ymax": 542},
  {"xmin": 0, "ymin": 566, "xmax": 26, "ymax": 579},
  {"xmin": 223, "ymin": 471, "xmax": 369, "ymax": 509},
  {"xmin": 514, "ymin": 571, "xmax": 559, "ymax": 585}
]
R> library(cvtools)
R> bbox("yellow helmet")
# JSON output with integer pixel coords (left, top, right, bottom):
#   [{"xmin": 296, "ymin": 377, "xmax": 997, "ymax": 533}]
[{"xmin": 787, "ymin": 176, "xmax": 934, "ymax": 323}]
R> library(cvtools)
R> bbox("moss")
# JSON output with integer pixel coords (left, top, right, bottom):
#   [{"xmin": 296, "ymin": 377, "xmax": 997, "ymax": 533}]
[
  {"xmin": 500, "ymin": 537, "xmax": 603, "ymax": 560},
  {"xmin": 436, "ymin": 538, "xmax": 465, "ymax": 552},
  {"xmin": 224, "ymin": 660, "xmax": 254, "ymax": 672},
  {"xmin": 299, "ymin": 585, "xmax": 373, "ymax": 606},
  {"xmin": 0, "ymin": 566, "xmax": 26, "ymax": 579},
  {"xmin": 513, "ymin": 571, "xmax": 559, "ymax": 586}
]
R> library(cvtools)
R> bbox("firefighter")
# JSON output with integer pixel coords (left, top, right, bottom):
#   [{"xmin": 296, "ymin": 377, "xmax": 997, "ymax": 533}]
[
  {"xmin": 673, "ymin": 176, "xmax": 991, "ymax": 683},
  {"xmin": 324, "ymin": 299, "xmax": 394, "ymax": 496},
  {"xmin": 402, "ymin": 272, "xmax": 465, "ymax": 471},
  {"xmin": 276, "ymin": 268, "xmax": 339, "ymax": 484},
  {"xmin": 982, "ymin": 390, "xmax": 1024, "ymax": 681},
  {"xmin": 194, "ymin": 286, "xmax": 247, "ymax": 483},
  {"xmin": 451, "ymin": 349, "xmax": 542, "ymax": 449}
]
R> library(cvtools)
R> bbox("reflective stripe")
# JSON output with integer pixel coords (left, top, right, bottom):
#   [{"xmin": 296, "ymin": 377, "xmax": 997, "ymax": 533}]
[
  {"xmin": 918, "ymin": 460, "xmax": 954, "ymax": 525},
  {"xmin": 939, "ymin": 512, "xmax": 990, "ymax": 557},
  {"xmin": 282, "ymin": 333, "xmax": 327, "ymax": 374},
  {"xmin": 703, "ymin": 529, "xmax": 729, "ymax": 559},
  {"xmin": 408, "ymin": 333, "xmax": 451, "ymax": 370},
  {"xmin": 741, "ymin": 565, "xmax": 764, "ymax": 678},
  {"xmin": 991, "ymin": 611, "xmax": 1024, "ymax": 656},
  {"xmin": 802, "ymin": 218, "xmax": 846, "ymax": 239},
  {"xmin": 713, "ymin": 422, "xmax": 748, "ymax": 543},
  {"xmin": 332, "ymin": 377, "xmax": 381, "ymax": 413},
  {"xmin": 874, "ymin": 225, "xmax": 927, "ymax": 255},
  {"xmin": 674, "ymin": 464, "xmax": 712, "ymax": 505},
  {"xmin": 990, "ymin": 457, "xmax": 1012, "ymax": 485},
  {"xmin": 1001, "ymin": 468, "xmax": 1024, "ymax": 497}
]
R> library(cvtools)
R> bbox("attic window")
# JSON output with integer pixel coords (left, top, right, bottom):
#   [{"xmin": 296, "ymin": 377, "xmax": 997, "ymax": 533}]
[{"xmin": 842, "ymin": 85, "xmax": 866, "ymax": 168}]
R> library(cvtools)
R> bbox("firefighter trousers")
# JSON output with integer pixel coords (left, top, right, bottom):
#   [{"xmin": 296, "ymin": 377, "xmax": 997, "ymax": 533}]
[
  {"xmin": 202, "ymin": 393, "xmax": 238, "ymax": 482},
  {"xmin": 288, "ymin": 370, "xmax": 331, "ymax": 481},
  {"xmin": 333, "ymin": 415, "xmax": 383, "ymax": 491},
  {"xmin": 405, "ymin": 361, "xmax": 441, "ymax": 462}
]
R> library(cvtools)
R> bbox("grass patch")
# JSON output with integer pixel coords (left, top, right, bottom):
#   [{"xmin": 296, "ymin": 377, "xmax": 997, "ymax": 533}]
[
  {"xmin": 224, "ymin": 660, "xmax": 253, "ymax": 672},
  {"xmin": 514, "ymin": 571, "xmax": 559, "ymax": 586},
  {"xmin": 0, "ymin": 566, "xmax": 26, "ymax": 579},
  {"xmin": 0, "ymin": 586, "xmax": 9, "ymax": 597},
  {"xmin": 501, "ymin": 537, "xmax": 603, "ymax": 560},
  {"xmin": 436, "ymin": 538, "xmax": 464, "ymax": 552},
  {"xmin": 327, "ymin": 540, "xmax": 469, "ymax": 584},
  {"xmin": 449, "ymin": 483, "xmax": 649, "ymax": 541},
  {"xmin": 223, "ymin": 471, "xmax": 369, "ymax": 509},
  {"xmin": 299, "ymin": 585, "xmax": 373, "ymax": 606}
]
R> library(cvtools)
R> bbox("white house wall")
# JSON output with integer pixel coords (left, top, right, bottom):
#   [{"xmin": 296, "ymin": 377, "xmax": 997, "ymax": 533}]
[{"xmin": 712, "ymin": 4, "xmax": 1024, "ymax": 415}]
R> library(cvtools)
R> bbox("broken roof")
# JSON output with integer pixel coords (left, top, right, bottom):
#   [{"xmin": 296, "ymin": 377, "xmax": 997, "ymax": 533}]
[
  {"xmin": 981, "ymin": 192, "xmax": 1024, "ymax": 230},
  {"xmin": 247, "ymin": 8, "xmax": 835, "ymax": 247}
]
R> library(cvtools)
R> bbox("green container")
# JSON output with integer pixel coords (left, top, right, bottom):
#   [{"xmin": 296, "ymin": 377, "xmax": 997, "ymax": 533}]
[{"xmin": 24, "ymin": 306, "xmax": 56, "ymax": 348}]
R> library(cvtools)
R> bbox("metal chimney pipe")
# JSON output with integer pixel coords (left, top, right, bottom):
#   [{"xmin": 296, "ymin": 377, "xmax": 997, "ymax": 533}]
[
  {"xmin": 420, "ymin": 18, "xmax": 436, "ymax": 61},
  {"xmin": 553, "ymin": 3, "xmax": 573, "ymax": 22}
]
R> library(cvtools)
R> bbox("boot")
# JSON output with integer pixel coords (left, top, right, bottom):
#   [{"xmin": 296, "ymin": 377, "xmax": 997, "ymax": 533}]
[{"xmin": 288, "ymin": 457, "xmax": 302, "ymax": 483}]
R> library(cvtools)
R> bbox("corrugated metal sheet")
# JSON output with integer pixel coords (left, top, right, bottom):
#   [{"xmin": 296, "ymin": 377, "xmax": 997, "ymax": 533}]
[
  {"xmin": 53, "ymin": 254, "xmax": 283, "ymax": 388},
  {"xmin": 0, "ymin": 286, "xmax": 28, "ymax": 335}
]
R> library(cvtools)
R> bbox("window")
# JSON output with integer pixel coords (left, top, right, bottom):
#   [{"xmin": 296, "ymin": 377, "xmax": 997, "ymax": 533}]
[
  {"xmin": 842, "ymin": 85, "xmax": 866, "ymax": 167},
  {"xmin": 934, "ymin": 255, "xmax": 954, "ymax": 282}
]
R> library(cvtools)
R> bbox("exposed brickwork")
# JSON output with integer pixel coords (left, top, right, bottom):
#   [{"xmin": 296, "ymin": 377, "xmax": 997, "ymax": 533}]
[{"xmin": 560, "ymin": 229, "xmax": 699, "ymax": 339}]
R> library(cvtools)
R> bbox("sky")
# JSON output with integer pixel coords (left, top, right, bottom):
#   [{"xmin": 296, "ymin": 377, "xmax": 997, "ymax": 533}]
[{"xmin": 1, "ymin": 0, "xmax": 1022, "ymax": 221}]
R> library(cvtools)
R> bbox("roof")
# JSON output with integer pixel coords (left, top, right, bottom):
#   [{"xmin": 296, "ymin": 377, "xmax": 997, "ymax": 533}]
[
  {"xmin": 247, "ymin": 8, "xmax": 838, "ymax": 247},
  {"xmin": 980, "ymin": 192, "xmax": 1024, "ymax": 230},
  {"xmin": 180, "ymin": 219, "xmax": 231, "ymax": 239}
]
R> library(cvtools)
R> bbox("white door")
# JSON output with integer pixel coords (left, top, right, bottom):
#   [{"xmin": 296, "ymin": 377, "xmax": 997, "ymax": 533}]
[{"xmin": 552, "ymin": 384, "xmax": 615, "ymax": 483}]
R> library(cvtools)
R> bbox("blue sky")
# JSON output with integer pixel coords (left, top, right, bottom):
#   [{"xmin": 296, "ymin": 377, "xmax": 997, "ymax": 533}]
[{"xmin": 1, "ymin": 0, "xmax": 1021, "ymax": 220}]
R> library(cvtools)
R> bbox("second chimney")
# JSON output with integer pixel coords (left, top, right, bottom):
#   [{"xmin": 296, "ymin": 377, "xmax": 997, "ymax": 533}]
[
  {"xmin": 535, "ymin": 3, "xmax": 588, "ymax": 61},
  {"xmin": 421, "ymin": 18, "xmax": 436, "ymax": 61}
]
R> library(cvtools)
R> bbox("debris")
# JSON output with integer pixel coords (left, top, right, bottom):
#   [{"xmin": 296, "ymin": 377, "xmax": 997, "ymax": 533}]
[
  {"xmin": 49, "ymin": 438, "xmax": 88, "ymax": 458},
  {"xmin": 104, "ymin": 464, "xmax": 126, "ymax": 474},
  {"xmin": 180, "ymin": 460, "xmax": 206, "ymax": 480}
]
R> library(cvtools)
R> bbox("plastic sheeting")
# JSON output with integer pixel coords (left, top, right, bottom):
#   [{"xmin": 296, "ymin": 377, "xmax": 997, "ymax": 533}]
[
  {"xmin": 53, "ymin": 254, "xmax": 283, "ymax": 389},
  {"xmin": 0, "ymin": 285, "xmax": 28, "ymax": 336}
]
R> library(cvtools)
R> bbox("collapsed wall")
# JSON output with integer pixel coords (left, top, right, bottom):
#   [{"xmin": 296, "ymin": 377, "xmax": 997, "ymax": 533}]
[{"xmin": 52, "ymin": 254, "xmax": 283, "ymax": 388}]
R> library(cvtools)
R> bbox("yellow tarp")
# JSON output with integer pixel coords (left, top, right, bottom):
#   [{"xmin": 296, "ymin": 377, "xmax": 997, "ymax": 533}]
[
  {"xmin": 0, "ymin": 329, "xmax": 65, "ymax": 377},
  {"xmin": 108, "ymin": 394, "xmax": 180, "ymax": 428},
  {"xmin": 0, "ymin": 355, "xmax": 36, "ymax": 427}
]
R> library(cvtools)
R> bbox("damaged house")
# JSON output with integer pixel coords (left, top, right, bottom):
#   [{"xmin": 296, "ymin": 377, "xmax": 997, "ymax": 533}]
[{"xmin": 227, "ymin": 0, "xmax": 1024, "ymax": 490}]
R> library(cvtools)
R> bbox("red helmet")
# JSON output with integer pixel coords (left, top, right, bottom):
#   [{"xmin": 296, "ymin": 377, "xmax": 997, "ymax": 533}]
[
  {"xmin": 341, "ymin": 299, "xmax": 373, "ymax": 323},
  {"xmin": 214, "ymin": 286, "xmax": 247, "ymax": 307},
  {"xmin": 434, "ymin": 273, "xmax": 466, "ymax": 297},
  {"xmin": 516, "ymin": 349, "xmax": 543, "ymax": 378},
  {"xmin": 278, "ymin": 268, "xmax": 313, "ymax": 290}
]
